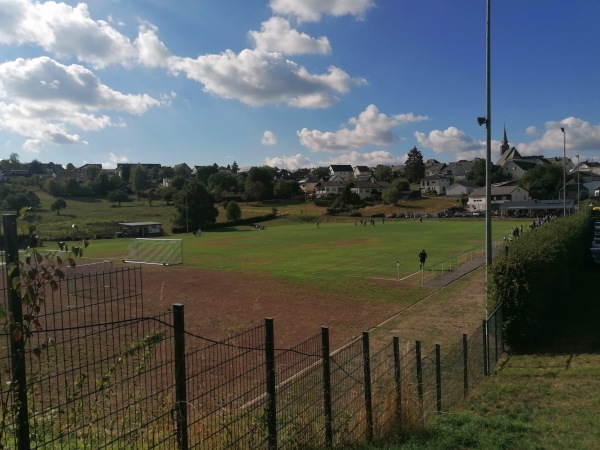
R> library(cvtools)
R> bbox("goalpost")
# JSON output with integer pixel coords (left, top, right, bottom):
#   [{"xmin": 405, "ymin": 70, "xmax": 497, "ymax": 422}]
[{"xmin": 123, "ymin": 238, "xmax": 183, "ymax": 266}]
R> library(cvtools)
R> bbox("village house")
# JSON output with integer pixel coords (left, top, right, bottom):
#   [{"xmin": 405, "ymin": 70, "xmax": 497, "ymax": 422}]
[
  {"xmin": 420, "ymin": 175, "xmax": 451, "ymax": 196},
  {"xmin": 467, "ymin": 185, "xmax": 530, "ymax": 212}
]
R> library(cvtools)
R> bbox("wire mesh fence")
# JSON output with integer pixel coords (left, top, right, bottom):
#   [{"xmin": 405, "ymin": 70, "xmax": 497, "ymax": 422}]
[{"xmin": 2, "ymin": 223, "xmax": 506, "ymax": 449}]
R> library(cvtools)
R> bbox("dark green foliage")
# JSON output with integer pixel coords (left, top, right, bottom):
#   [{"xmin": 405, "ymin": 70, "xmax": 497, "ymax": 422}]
[
  {"xmin": 488, "ymin": 212, "xmax": 591, "ymax": 351},
  {"xmin": 225, "ymin": 200, "xmax": 241, "ymax": 221},
  {"xmin": 404, "ymin": 147, "xmax": 425, "ymax": 183}
]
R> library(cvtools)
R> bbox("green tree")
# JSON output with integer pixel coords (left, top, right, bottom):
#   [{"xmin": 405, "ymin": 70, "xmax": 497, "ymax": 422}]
[
  {"xmin": 373, "ymin": 165, "xmax": 392, "ymax": 182},
  {"xmin": 207, "ymin": 171, "xmax": 238, "ymax": 196},
  {"xmin": 160, "ymin": 186, "xmax": 177, "ymax": 205},
  {"xmin": 108, "ymin": 190, "xmax": 130, "ymax": 206},
  {"xmin": 130, "ymin": 164, "xmax": 152, "ymax": 197},
  {"xmin": 64, "ymin": 178, "xmax": 80, "ymax": 196},
  {"xmin": 195, "ymin": 164, "xmax": 219, "ymax": 184},
  {"xmin": 382, "ymin": 178, "xmax": 410, "ymax": 204},
  {"xmin": 173, "ymin": 179, "xmax": 218, "ymax": 230},
  {"xmin": 44, "ymin": 178, "xmax": 62, "ymax": 196},
  {"xmin": 467, "ymin": 158, "xmax": 509, "ymax": 187},
  {"xmin": 404, "ymin": 147, "xmax": 425, "ymax": 183},
  {"xmin": 231, "ymin": 161, "xmax": 239, "ymax": 174},
  {"xmin": 28, "ymin": 159, "xmax": 46, "ymax": 175},
  {"xmin": 50, "ymin": 198, "xmax": 67, "ymax": 215},
  {"xmin": 310, "ymin": 166, "xmax": 330, "ymax": 180},
  {"xmin": 519, "ymin": 163, "xmax": 563, "ymax": 200},
  {"xmin": 243, "ymin": 166, "xmax": 275, "ymax": 201},
  {"xmin": 226, "ymin": 200, "xmax": 242, "ymax": 221},
  {"xmin": 94, "ymin": 171, "xmax": 111, "ymax": 197},
  {"xmin": 273, "ymin": 179, "xmax": 299, "ymax": 199}
]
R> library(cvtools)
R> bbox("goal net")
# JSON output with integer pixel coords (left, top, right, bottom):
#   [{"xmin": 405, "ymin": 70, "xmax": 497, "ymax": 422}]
[{"xmin": 123, "ymin": 238, "xmax": 183, "ymax": 266}]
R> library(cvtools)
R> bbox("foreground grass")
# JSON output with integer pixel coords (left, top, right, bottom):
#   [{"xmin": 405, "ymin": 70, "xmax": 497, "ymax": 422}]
[{"xmin": 359, "ymin": 266, "xmax": 600, "ymax": 449}]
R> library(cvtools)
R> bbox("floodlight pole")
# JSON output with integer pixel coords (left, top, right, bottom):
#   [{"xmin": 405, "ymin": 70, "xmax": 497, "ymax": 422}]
[
  {"xmin": 561, "ymin": 127, "xmax": 566, "ymax": 216},
  {"xmin": 576, "ymin": 154, "xmax": 580, "ymax": 210},
  {"xmin": 484, "ymin": 0, "xmax": 492, "ymax": 280}
]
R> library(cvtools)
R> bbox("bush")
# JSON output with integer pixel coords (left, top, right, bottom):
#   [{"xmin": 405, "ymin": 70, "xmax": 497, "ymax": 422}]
[{"xmin": 488, "ymin": 212, "xmax": 591, "ymax": 351}]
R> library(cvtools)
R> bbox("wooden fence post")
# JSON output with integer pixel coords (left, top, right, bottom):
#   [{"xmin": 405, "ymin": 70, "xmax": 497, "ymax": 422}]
[
  {"xmin": 462, "ymin": 334, "xmax": 469, "ymax": 399},
  {"xmin": 362, "ymin": 332, "xmax": 374, "ymax": 441},
  {"xmin": 321, "ymin": 327, "xmax": 333, "ymax": 448},
  {"xmin": 415, "ymin": 341, "xmax": 424, "ymax": 407},
  {"xmin": 3, "ymin": 214, "xmax": 31, "ymax": 450},
  {"xmin": 435, "ymin": 344, "xmax": 442, "ymax": 414},
  {"xmin": 265, "ymin": 318, "xmax": 277, "ymax": 450},
  {"xmin": 173, "ymin": 304, "xmax": 188, "ymax": 450},
  {"xmin": 393, "ymin": 337, "xmax": 401, "ymax": 424}
]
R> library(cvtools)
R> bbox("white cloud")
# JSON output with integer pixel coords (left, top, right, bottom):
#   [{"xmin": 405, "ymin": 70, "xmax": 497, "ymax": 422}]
[
  {"xmin": 0, "ymin": 57, "xmax": 161, "ymax": 151},
  {"xmin": 0, "ymin": 0, "xmax": 137, "ymax": 69},
  {"xmin": 270, "ymin": 0, "xmax": 375, "ymax": 22},
  {"xmin": 265, "ymin": 153, "xmax": 313, "ymax": 170},
  {"xmin": 518, "ymin": 117, "xmax": 600, "ymax": 156},
  {"xmin": 322, "ymin": 150, "xmax": 406, "ymax": 167},
  {"xmin": 135, "ymin": 26, "xmax": 172, "ymax": 68},
  {"xmin": 415, "ymin": 126, "xmax": 502, "ymax": 161},
  {"xmin": 169, "ymin": 49, "xmax": 364, "ymax": 108},
  {"xmin": 261, "ymin": 130, "xmax": 277, "ymax": 145},
  {"xmin": 298, "ymin": 104, "xmax": 429, "ymax": 152},
  {"xmin": 249, "ymin": 17, "xmax": 331, "ymax": 55},
  {"xmin": 525, "ymin": 126, "xmax": 538, "ymax": 135},
  {"xmin": 103, "ymin": 152, "xmax": 129, "ymax": 169}
]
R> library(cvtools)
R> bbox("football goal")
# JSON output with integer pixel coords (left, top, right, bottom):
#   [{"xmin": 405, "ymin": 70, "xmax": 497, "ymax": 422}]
[{"xmin": 123, "ymin": 238, "xmax": 183, "ymax": 266}]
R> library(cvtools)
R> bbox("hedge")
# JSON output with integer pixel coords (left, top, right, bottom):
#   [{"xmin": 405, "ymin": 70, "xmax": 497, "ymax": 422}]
[{"xmin": 488, "ymin": 212, "xmax": 592, "ymax": 352}]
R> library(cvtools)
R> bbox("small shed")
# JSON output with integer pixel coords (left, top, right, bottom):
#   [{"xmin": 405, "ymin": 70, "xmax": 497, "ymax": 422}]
[{"xmin": 119, "ymin": 222, "xmax": 163, "ymax": 237}]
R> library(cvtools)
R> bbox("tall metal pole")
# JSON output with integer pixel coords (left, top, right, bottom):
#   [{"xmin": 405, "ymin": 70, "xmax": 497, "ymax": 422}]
[
  {"xmin": 576, "ymin": 154, "xmax": 580, "ymax": 210},
  {"xmin": 484, "ymin": 0, "xmax": 492, "ymax": 320},
  {"xmin": 561, "ymin": 127, "xmax": 566, "ymax": 216}
]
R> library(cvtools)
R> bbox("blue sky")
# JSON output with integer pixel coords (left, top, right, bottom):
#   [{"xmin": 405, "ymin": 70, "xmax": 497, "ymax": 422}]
[{"xmin": 0, "ymin": 0, "xmax": 599, "ymax": 170}]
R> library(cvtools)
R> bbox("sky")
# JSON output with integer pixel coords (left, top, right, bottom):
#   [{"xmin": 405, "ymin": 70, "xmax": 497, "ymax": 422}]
[{"xmin": 0, "ymin": 0, "xmax": 599, "ymax": 171}]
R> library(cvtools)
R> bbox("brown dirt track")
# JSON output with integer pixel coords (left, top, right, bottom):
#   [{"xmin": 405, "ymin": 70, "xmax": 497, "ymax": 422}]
[{"xmin": 135, "ymin": 263, "xmax": 487, "ymax": 351}]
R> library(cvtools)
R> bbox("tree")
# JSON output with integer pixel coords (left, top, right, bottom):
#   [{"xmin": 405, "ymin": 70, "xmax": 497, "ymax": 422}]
[
  {"xmin": 243, "ymin": 166, "xmax": 275, "ymax": 201},
  {"xmin": 382, "ymin": 178, "xmax": 410, "ymax": 204},
  {"xmin": 373, "ymin": 165, "xmax": 393, "ymax": 182},
  {"xmin": 108, "ymin": 190, "xmax": 130, "ymax": 206},
  {"xmin": 94, "ymin": 171, "xmax": 111, "ymax": 197},
  {"xmin": 273, "ymin": 179, "xmax": 299, "ymax": 199},
  {"xmin": 226, "ymin": 200, "xmax": 242, "ymax": 221},
  {"xmin": 207, "ymin": 171, "xmax": 238, "ymax": 196},
  {"xmin": 467, "ymin": 158, "xmax": 509, "ymax": 187},
  {"xmin": 173, "ymin": 179, "xmax": 218, "ymax": 230},
  {"xmin": 44, "ymin": 178, "xmax": 62, "ymax": 196},
  {"xmin": 231, "ymin": 161, "xmax": 239, "ymax": 174},
  {"xmin": 64, "ymin": 178, "xmax": 80, "ymax": 196},
  {"xmin": 130, "ymin": 164, "xmax": 152, "ymax": 197},
  {"xmin": 160, "ymin": 186, "xmax": 177, "ymax": 205},
  {"xmin": 195, "ymin": 164, "xmax": 219, "ymax": 185},
  {"xmin": 28, "ymin": 159, "xmax": 45, "ymax": 175},
  {"xmin": 404, "ymin": 147, "xmax": 425, "ymax": 183},
  {"xmin": 310, "ymin": 166, "xmax": 330, "ymax": 180},
  {"xmin": 519, "ymin": 163, "xmax": 563, "ymax": 199},
  {"xmin": 50, "ymin": 198, "xmax": 67, "ymax": 215}
]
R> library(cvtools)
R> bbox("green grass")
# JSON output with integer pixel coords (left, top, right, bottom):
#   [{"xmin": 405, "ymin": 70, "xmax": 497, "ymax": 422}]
[
  {"xmin": 82, "ymin": 218, "xmax": 520, "ymax": 304},
  {"xmin": 356, "ymin": 267, "xmax": 600, "ymax": 449}
]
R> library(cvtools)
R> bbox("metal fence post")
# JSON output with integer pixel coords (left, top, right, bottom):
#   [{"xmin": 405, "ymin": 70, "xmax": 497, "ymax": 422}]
[
  {"xmin": 415, "ymin": 341, "xmax": 424, "ymax": 407},
  {"xmin": 462, "ymin": 334, "xmax": 469, "ymax": 399},
  {"xmin": 435, "ymin": 344, "xmax": 442, "ymax": 414},
  {"xmin": 321, "ymin": 327, "xmax": 333, "ymax": 448},
  {"xmin": 361, "ymin": 332, "xmax": 374, "ymax": 442},
  {"xmin": 265, "ymin": 318, "xmax": 277, "ymax": 450},
  {"xmin": 482, "ymin": 319, "xmax": 489, "ymax": 376},
  {"xmin": 393, "ymin": 337, "xmax": 401, "ymax": 423},
  {"xmin": 3, "ymin": 214, "xmax": 31, "ymax": 450},
  {"xmin": 173, "ymin": 304, "xmax": 188, "ymax": 450}
]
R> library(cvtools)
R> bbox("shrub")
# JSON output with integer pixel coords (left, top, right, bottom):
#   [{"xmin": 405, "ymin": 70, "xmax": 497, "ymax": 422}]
[{"xmin": 488, "ymin": 212, "xmax": 591, "ymax": 351}]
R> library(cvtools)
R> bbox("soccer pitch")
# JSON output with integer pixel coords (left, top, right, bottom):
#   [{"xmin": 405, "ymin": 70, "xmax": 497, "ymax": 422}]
[{"xmin": 84, "ymin": 218, "xmax": 520, "ymax": 289}]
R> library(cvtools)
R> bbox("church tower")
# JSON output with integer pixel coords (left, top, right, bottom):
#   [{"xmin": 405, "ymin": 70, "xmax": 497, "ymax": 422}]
[{"xmin": 500, "ymin": 125, "xmax": 510, "ymax": 155}]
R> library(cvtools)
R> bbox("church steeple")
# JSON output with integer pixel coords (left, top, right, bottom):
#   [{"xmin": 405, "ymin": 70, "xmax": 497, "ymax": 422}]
[{"xmin": 500, "ymin": 125, "xmax": 509, "ymax": 155}]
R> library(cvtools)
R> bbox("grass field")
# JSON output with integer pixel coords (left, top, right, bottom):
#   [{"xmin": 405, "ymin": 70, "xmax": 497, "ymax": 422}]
[
  {"xmin": 18, "ymin": 189, "xmax": 461, "ymax": 238},
  {"xmin": 82, "ymin": 218, "xmax": 520, "ymax": 303}
]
